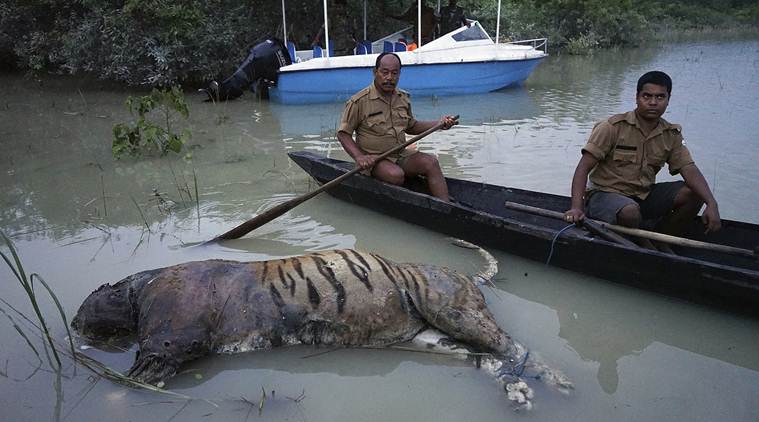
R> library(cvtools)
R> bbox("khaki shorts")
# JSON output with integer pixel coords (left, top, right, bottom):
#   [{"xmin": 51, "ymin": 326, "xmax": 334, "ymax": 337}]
[
  {"xmin": 586, "ymin": 181, "xmax": 684, "ymax": 228},
  {"xmin": 360, "ymin": 148, "xmax": 416, "ymax": 176}
]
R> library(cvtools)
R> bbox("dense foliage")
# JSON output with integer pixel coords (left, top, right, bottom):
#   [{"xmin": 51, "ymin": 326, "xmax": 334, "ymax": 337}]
[{"xmin": 1, "ymin": 0, "xmax": 756, "ymax": 85}]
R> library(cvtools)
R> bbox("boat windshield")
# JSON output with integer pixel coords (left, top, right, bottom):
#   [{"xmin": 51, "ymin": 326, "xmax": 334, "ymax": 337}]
[{"xmin": 451, "ymin": 24, "xmax": 489, "ymax": 42}]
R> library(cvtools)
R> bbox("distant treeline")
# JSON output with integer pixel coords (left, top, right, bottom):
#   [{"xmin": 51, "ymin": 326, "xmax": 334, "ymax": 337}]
[{"xmin": 1, "ymin": 0, "xmax": 756, "ymax": 86}]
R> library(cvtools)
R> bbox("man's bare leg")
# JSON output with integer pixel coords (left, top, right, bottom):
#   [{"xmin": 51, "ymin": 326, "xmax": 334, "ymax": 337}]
[
  {"xmin": 371, "ymin": 159, "xmax": 406, "ymax": 185},
  {"xmin": 616, "ymin": 203, "xmax": 658, "ymax": 250},
  {"xmin": 399, "ymin": 152, "xmax": 449, "ymax": 201},
  {"xmin": 657, "ymin": 185, "xmax": 703, "ymax": 237}
]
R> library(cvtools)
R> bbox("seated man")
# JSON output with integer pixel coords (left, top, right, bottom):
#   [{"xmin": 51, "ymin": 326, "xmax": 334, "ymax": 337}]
[
  {"xmin": 564, "ymin": 71, "xmax": 721, "ymax": 250},
  {"xmin": 337, "ymin": 52, "xmax": 456, "ymax": 201},
  {"xmin": 389, "ymin": 2, "xmax": 437, "ymax": 45},
  {"xmin": 439, "ymin": 0, "xmax": 468, "ymax": 35}
]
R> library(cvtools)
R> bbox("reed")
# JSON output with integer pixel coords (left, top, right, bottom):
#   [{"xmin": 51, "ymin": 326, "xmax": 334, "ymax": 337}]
[
  {"xmin": 168, "ymin": 163, "xmax": 187, "ymax": 206},
  {"xmin": 193, "ymin": 168, "xmax": 200, "ymax": 231},
  {"xmin": 101, "ymin": 174, "xmax": 108, "ymax": 217},
  {"xmin": 129, "ymin": 195, "xmax": 151, "ymax": 232},
  {"xmin": 0, "ymin": 231, "xmax": 76, "ymax": 370}
]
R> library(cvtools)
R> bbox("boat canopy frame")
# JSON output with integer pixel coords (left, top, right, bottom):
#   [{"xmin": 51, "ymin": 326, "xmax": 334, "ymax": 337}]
[{"xmin": 279, "ymin": 0, "xmax": 514, "ymax": 58}]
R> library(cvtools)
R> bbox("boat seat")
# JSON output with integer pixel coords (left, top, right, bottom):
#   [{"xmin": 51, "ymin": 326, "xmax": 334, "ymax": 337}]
[
  {"xmin": 356, "ymin": 43, "xmax": 367, "ymax": 55},
  {"xmin": 362, "ymin": 40, "xmax": 372, "ymax": 54},
  {"xmin": 394, "ymin": 42, "xmax": 406, "ymax": 52},
  {"xmin": 313, "ymin": 45, "xmax": 323, "ymax": 58},
  {"xmin": 383, "ymin": 41, "xmax": 393, "ymax": 53},
  {"xmin": 287, "ymin": 41, "xmax": 296, "ymax": 62}
]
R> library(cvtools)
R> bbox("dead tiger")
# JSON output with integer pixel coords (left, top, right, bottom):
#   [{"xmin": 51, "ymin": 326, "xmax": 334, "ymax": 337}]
[{"xmin": 72, "ymin": 247, "xmax": 571, "ymax": 409}]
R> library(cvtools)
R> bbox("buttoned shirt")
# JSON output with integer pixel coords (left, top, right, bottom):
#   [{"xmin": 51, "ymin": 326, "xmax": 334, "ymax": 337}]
[
  {"xmin": 582, "ymin": 111, "xmax": 694, "ymax": 199},
  {"xmin": 338, "ymin": 83, "xmax": 418, "ymax": 160}
]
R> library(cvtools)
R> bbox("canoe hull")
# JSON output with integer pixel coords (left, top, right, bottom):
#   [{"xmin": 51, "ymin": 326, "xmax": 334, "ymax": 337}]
[{"xmin": 288, "ymin": 151, "xmax": 759, "ymax": 315}]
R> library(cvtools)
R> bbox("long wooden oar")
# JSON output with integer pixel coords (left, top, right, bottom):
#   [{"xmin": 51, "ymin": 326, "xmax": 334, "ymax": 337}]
[
  {"xmin": 504, "ymin": 201, "xmax": 758, "ymax": 259},
  {"xmin": 212, "ymin": 116, "xmax": 459, "ymax": 241}
]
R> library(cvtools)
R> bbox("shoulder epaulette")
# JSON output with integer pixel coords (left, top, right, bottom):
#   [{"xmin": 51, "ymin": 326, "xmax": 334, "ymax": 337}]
[
  {"xmin": 659, "ymin": 118, "xmax": 682, "ymax": 133},
  {"xmin": 607, "ymin": 113, "xmax": 628, "ymax": 125},
  {"xmin": 348, "ymin": 86, "xmax": 371, "ymax": 103}
]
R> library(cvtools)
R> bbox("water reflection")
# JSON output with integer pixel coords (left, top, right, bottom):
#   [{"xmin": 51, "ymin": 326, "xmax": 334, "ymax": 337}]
[{"xmin": 503, "ymin": 261, "xmax": 759, "ymax": 394}]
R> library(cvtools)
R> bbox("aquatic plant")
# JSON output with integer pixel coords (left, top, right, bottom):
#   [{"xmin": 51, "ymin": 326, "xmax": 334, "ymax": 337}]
[
  {"xmin": 0, "ymin": 231, "xmax": 75, "ymax": 370},
  {"xmin": 112, "ymin": 86, "xmax": 191, "ymax": 158}
]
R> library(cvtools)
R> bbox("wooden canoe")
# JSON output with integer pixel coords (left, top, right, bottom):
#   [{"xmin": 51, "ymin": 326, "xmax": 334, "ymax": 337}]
[{"xmin": 288, "ymin": 151, "xmax": 759, "ymax": 315}]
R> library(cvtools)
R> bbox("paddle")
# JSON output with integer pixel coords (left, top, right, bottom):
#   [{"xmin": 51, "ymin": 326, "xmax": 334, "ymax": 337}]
[
  {"xmin": 504, "ymin": 201, "xmax": 758, "ymax": 259},
  {"xmin": 211, "ymin": 115, "xmax": 459, "ymax": 241}
]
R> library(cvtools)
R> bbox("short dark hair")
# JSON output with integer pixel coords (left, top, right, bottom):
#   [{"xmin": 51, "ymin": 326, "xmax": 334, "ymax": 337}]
[
  {"xmin": 374, "ymin": 52, "xmax": 402, "ymax": 70},
  {"xmin": 637, "ymin": 71, "xmax": 672, "ymax": 94}
]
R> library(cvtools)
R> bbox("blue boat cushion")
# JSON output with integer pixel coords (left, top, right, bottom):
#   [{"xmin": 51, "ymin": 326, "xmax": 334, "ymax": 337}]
[
  {"xmin": 313, "ymin": 45, "xmax": 323, "ymax": 58},
  {"xmin": 383, "ymin": 41, "xmax": 393, "ymax": 53},
  {"xmin": 394, "ymin": 42, "xmax": 406, "ymax": 52},
  {"xmin": 362, "ymin": 40, "xmax": 372, "ymax": 54},
  {"xmin": 287, "ymin": 41, "xmax": 296, "ymax": 62}
]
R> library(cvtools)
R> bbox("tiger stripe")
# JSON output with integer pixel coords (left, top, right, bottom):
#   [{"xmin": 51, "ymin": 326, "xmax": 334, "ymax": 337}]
[
  {"xmin": 311, "ymin": 256, "xmax": 347, "ymax": 313},
  {"xmin": 336, "ymin": 250, "xmax": 373, "ymax": 292},
  {"xmin": 261, "ymin": 261, "xmax": 269, "ymax": 285},
  {"xmin": 404, "ymin": 268, "xmax": 424, "ymax": 306},
  {"xmin": 277, "ymin": 265, "xmax": 289, "ymax": 291},
  {"xmin": 370, "ymin": 253, "xmax": 408, "ymax": 312},
  {"xmin": 305, "ymin": 277, "xmax": 321, "ymax": 308},
  {"xmin": 285, "ymin": 272, "xmax": 297, "ymax": 296},
  {"xmin": 348, "ymin": 249, "xmax": 372, "ymax": 272},
  {"xmin": 292, "ymin": 258, "xmax": 305, "ymax": 279},
  {"xmin": 269, "ymin": 283, "xmax": 285, "ymax": 313}
]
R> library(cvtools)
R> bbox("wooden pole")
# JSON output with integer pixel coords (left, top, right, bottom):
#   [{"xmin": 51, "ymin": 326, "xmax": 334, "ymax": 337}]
[
  {"xmin": 212, "ymin": 116, "xmax": 458, "ymax": 241},
  {"xmin": 504, "ymin": 201, "xmax": 757, "ymax": 259}
]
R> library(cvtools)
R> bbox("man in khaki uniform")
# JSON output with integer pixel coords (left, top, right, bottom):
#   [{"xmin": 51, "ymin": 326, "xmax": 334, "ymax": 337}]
[
  {"xmin": 565, "ymin": 71, "xmax": 721, "ymax": 250},
  {"xmin": 337, "ymin": 52, "xmax": 456, "ymax": 201}
]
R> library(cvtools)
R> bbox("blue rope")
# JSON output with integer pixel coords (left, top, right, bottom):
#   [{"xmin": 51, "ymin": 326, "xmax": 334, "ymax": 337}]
[
  {"xmin": 545, "ymin": 224, "xmax": 576, "ymax": 266},
  {"xmin": 513, "ymin": 350, "xmax": 530, "ymax": 377}
]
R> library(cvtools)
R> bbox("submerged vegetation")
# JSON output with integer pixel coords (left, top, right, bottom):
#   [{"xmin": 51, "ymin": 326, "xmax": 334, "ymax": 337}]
[{"xmin": 0, "ymin": 0, "xmax": 757, "ymax": 83}]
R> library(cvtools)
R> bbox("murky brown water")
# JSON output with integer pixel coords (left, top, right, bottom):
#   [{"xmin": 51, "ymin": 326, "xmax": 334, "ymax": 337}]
[{"xmin": 1, "ymin": 38, "xmax": 758, "ymax": 421}]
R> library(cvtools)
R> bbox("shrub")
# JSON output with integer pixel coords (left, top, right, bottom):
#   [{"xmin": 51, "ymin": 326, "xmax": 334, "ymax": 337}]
[{"xmin": 112, "ymin": 86, "xmax": 191, "ymax": 158}]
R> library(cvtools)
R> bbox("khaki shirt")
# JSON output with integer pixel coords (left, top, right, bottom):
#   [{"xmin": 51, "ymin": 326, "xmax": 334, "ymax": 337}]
[
  {"xmin": 583, "ymin": 111, "xmax": 694, "ymax": 199},
  {"xmin": 338, "ymin": 83, "xmax": 418, "ymax": 160}
]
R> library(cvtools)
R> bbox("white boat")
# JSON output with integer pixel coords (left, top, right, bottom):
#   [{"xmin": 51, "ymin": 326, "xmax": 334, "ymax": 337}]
[{"xmin": 207, "ymin": 1, "xmax": 547, "ymax": 105}]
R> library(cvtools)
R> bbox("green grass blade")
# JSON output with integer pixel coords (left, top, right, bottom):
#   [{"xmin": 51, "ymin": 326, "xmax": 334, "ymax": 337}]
[
  {"xmin": 0, "ymin": 306, "xmax": 42, "ymax": 361},
  {"xmin": 1, "ymin": 231, "xmax": 30, "ymax": 290},
  {"xmin": 31, "ymin": 273, "xmax": 76, "ymax": 359}
]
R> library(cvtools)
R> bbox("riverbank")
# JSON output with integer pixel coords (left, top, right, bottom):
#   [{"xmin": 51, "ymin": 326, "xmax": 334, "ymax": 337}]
[{"xmin": 1, "ymin": 0, "xmax": 757, "ymax": 86}]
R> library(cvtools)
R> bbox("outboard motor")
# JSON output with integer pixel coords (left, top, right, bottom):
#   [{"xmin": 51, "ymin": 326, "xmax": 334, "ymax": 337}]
[{"xmin": 203, "ymin": 37, "xmax": 291, "ymax": 101}]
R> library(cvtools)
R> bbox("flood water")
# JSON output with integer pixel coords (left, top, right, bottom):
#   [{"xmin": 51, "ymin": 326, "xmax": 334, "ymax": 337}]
[{"xmin": 1, "ymin": 37, "xmax": 758, "ymax": 421}]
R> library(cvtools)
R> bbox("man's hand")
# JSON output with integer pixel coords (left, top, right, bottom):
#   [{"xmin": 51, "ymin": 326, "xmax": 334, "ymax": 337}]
[
  {"xmin": 441, "ymin": 115, "xmax": 458, "ymax": 130},
  {"xmin": 702, "ymin": 202, "xmax": 721, "ymax": 234},
  {"xmin": 564, "ymin": 208, "xmax": 585, "ymax": 224},
  {"xmin": 355, "ymin": 154, "xmax": 377, "ymax": 170}
]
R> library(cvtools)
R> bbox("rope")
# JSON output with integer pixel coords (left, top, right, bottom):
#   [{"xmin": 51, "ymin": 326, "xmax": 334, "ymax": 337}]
[
  {"xmin": 513, "ymin": 350, "xmax": 530, "ymax": 377},
  {"xmin": 545, "ymin": 224, "xmax": 575, "ymax": 266}
]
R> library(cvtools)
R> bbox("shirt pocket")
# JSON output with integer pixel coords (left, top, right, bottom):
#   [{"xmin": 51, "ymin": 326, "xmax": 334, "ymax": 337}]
[
  {"xmin": 612, "ymin": 146, "xmax": 639, "ymax": 164},
  {"xmin": 645, "ymin": 140, "xmax": 669, "ymax": 169},
  {"xmin": 391, "ymin": 107, "xmax": 411, "ymax": 129},
  {"xmin": 365, "ymin": 111, "xmax": 387, "ymax": 135}
]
